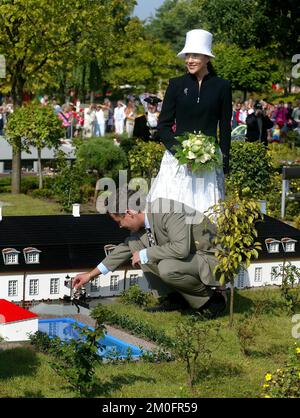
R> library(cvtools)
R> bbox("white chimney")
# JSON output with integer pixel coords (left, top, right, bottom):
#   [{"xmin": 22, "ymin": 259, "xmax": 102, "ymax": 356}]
[
  {"xmin": 0, "ymin": 206, "xmax": 2, "ymax": 222},
  {"xmin": 72, "ymin": 203, "xmax": 80, "ymax": 217}
]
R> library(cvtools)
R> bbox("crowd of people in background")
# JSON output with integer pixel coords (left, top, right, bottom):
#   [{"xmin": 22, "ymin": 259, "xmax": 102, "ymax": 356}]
[
  {"xmin": 232, "ymin": 98, "xmax": 300, "ymax": 144},
  {"xmin": 1, "ymin": 93, "xmax": 300, "ymax": 145}
]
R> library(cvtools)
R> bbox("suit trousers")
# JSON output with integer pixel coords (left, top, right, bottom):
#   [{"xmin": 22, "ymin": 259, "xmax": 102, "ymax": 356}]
[{"xmin": 128, "ymin": 234, "xmax": 212, "ymax": 309}]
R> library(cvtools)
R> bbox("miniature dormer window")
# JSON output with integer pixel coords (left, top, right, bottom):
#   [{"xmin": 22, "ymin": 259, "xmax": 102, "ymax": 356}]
[
  {"xmin": 265, "ymin": 238, "xmax": 280, "ymax": 253},
  {"xmin": 23, "ymin": 247, "xmax": 41, "ymax": 264},
  {"xmin": 2, "ymin": 248, "xmax": 20, "ymax": 265},
  {"xmin": 281, "ymin": 238, "xmax": 297, "ymax": 253},
  {"xmin": 104, "ymin": 244, "xmax": 116, "ymax": 256}
]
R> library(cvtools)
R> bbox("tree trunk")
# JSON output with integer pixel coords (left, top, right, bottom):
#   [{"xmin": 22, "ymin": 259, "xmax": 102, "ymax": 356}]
[
  {"xmin": 11, "ymin": 144, "xmax": 21, "ymax": 194},
  {"xmin": 229, "ymin": 282, "xmax": 235, "ymax": 328},
  {"xmin": 243, "ymin": 90, "xmax": 247, "ymax": 102},
  {"xmin": 37, "ymin": 148, "xmax": 43, "ymax": 189},
  {"xmin": 11, "ymin": 75, "xmax": 25, "ymax": 194}
]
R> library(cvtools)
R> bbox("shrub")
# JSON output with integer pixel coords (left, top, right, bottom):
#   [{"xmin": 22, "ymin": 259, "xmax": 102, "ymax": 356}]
[
  {"xmin": 128, "ymin": 140, "xmax": 165, "ymax": 181},
  {"xmin": 120, "ymin": 285, "xmax": 156, "ymax": 308},
  {"xmin": 29, "ymin": 188, "xmax": 54, "ymax": 199},
  {"xmin": 262, "ymin": 344, "xmax": 300, "ymax": 398},
  {"xmin": 227, "ymin": 141, "xmax": 274, "ymax": 199}
]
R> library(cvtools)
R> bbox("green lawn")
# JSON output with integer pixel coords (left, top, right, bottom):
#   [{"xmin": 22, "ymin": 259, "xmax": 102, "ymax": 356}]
[
  {"xmin": 0, "ymin": 288, "xmax": 297, "ymax": 398},
  {"xmin": 0, "ymin": 193, "xmax": 62, "ymax": 216}
]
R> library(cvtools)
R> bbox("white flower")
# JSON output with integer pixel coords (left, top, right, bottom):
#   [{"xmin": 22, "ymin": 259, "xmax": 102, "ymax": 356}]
[
  {"xmin": 187, "ymin": 151, "xmax": 196, "ymax": 160},
  {"xmin": 195, "ymin": 139, "xmax": 203, "ymax": 146},
  {"xmin": 182, "ymin": 140, "xmax": 189, "ymax": 148},
  {"xmin": 199, "ymin": 153, "xmax": 211, "ymax": 163}
]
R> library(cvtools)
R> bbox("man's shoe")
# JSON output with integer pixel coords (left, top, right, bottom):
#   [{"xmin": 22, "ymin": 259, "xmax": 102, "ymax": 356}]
[{"xmin": 198, "ymin": 292, "xmax": 226, "ymax": 319}]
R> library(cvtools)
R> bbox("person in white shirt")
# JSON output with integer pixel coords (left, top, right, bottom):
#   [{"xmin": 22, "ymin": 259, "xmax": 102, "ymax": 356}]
[
  {"xmin": 94, "ymin": 104, "xmax": 106, "ymax": 137},
  {"xmin": 113, "ymin": 101, "xmax": 126, "ymax": 135}
]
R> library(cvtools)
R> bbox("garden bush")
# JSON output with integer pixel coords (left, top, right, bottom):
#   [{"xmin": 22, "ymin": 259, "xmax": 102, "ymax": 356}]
[
  {"xmin": 120, "ymin": 284, "xmax": 156, "ymax": 308},
  {"xmin": 226, "ymin": 141, "xmax": 274, "ymax": 198}
]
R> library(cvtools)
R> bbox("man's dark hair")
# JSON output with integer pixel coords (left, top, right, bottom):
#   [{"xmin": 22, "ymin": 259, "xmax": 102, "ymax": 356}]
[{"xmin": 104, "ymin": 188, "xmax": 147, "ymax": 215}]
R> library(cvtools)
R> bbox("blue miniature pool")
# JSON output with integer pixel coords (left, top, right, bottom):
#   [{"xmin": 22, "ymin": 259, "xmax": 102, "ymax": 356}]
[{"xmin": 38, "ymin": 318, "xmax": 143, "ymax": 359}]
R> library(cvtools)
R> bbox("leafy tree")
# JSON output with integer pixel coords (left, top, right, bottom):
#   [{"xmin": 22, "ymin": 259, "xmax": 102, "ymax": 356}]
[
  {"xmin": 5, "ymin": 103, "xmax": 63, "ymax": 189},
  {"xmin": 147, "ymin": 0, "xmax": 205, "ymax": 53},
  {"xmin": 213, "ymin": 43, "xmax": 280, "ymax": 99},
  {"xmin": 209, "ymin": 193, "xmax": 263, "ymax": 327},
  {"xmin": 107, "ymin": 18, "xmax": 178, "ymax": 94},
  {"xmin": 0, "ymin": 0, "xmax": 135, "ymax": 193}
]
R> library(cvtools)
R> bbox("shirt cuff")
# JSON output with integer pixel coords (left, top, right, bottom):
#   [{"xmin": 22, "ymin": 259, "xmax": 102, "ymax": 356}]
[
  {"xmin": 96, "ymin": 262, "xmax": 110, "ymax": 275},
  {"xmin": 139, "ymin": 249, "xmax": 149, "ymax": 265}
]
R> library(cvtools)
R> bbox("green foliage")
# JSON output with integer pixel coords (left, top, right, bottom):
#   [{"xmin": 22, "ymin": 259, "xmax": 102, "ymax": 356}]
[
  {"xmin": 268, "ymin": 143, "xmax": 300, "ymax": 169},
  {"xmin": 128, "ymin": 139, "xmax": 165, "ymax": 181},
  {"xmin": 210, "ymin": 193, "xmax": 263, "ymax": 326},
  {"xmin": 52, "ymin": 151, "xmax": 86, "ymax": 211},
  {"xmin": 262, "ymin": 344, "xmax": 300, "ymax": 398},
  {"xmin": 120, "ymin": 285, "xmax": 156, "ymax": 308},
  {"xmin": 227, "ymin": 141, "xmax": 274, "ymax": 199},
  {"xmin": 107, "ymin": 18, "xmax": 178, "ymax": 93},
  {"xmin": 91, "ymin": 305, "xmax": 173, "ymax": 348},
  {"xmin": 30, "ymin": 324, "xmax": 105, "ymax": 397},
  {"xmin": 211, "ymin": 194, "xmax": 263, "ymax": 285},
  {"xmin": 77, "ymin": 137, "xmax": 127, "ymax": 181},
  {"xmin": 213, "ymin": 43, "xmax": 279, "ymax": 93},
  {"xmin": 276, "ymin": 262, "xmax": 300, "ymax": 315},
  {"xmin": 235, "ymin": 301, "xmax": 266, "ymax": 356},
  {"xmin": 168, "ymin": 316, "xmax": 221, "ymax": 388}
]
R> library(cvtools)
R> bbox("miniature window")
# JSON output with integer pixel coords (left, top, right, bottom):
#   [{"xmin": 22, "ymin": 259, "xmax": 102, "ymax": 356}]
[
  {"xmin": 23, "ymin": 248, "xmax": 41, "ymax": 264},
  {"xmin": 254, "ymin": 267, "xmax": 262, "ymax": 282},
  {"xmin": 110, "ymin": 275, "xmax": 119, "ymax": 291},
  {"xmin": 8, "ymin": 280, "xmax": 18, "ymax": 296},
  {"xmin": 271, "ymin": 267, "xmax": 279, "ymax": 281},
  {"xmin": 90, "ymin": 276, "xmax": 100, "ymax": 292},
  {"xmin": 2, "ymin": 248, "xmax": 20, "ymax": 265},
  {"xmin": 129, "ymin": 274, "xmax": 139, "ymax": 286},
  {"xmin": 285, "ymin": 242, "xmax": 295, "ymax": 252},
  {"xmin": 269, "ymin": 243, "xmax": 279, "ymax": 253},
  {"xmin": 50, "ymin": 278, "xmax": 60, "ymax": 294},
  {"xmin": 237, "ymin": 269, "xmax": 244, "ymax": 288},
  {"xmin": 29, "ymin": 279, "xmax": 39, "ymax": 296}
]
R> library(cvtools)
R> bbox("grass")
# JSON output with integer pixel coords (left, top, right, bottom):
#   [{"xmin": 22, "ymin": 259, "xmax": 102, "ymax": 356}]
[
  {"xmin": 0, "ymin": 288, "xmax": 298, "ymax": 398},
  {"xmin": 0, "ymin": 193, "xmax": 62, "ymax": 216}
]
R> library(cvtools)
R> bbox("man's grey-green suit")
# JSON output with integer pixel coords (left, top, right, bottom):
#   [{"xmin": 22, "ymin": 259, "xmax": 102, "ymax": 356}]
[{"xmin": 101, "ymin": 199, "xmax": 221, "ymax": 309}]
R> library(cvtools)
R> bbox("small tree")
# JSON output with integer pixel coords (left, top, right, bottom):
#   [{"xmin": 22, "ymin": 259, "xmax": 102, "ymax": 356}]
[
  {"xmin": 5, "ymin": 103, "xmax": 64, "ymax": 189},
  {"xmin": 209, "ymin": 193, "xmax": 263, "ymax": 327},
  {"xmin": 76, "ymin": 137, "xmax": 127, "ymax": 203},
  {"xmin": 128, "ymin": 139, "xmax": 165, "ymax": 183}
]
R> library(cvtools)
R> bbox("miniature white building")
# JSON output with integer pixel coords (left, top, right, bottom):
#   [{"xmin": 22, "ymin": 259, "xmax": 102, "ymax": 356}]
[{"xmin": 0, "ymin": 299, "xmax": 38, "ymax": 341}]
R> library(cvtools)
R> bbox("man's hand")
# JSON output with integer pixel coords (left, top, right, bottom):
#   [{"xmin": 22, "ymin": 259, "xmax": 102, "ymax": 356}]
[
  {"xmin": 131, "ymin": 251, "xmax": 141, "ymax": 267},
  {"xmin": 72, "ymin": 273, "xmax": 91, "ymax": 290}
]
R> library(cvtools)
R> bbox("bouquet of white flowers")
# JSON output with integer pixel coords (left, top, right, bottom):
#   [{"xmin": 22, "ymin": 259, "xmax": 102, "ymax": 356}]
[{"xmin": 174, "ymin": 131, "xmax": 222, "ymax": 172}]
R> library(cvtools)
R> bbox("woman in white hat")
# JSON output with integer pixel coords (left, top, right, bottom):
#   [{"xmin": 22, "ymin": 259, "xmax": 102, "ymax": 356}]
[{"xmin": 147, "ymin": 29, "xmax": 232, "ymax": 218}]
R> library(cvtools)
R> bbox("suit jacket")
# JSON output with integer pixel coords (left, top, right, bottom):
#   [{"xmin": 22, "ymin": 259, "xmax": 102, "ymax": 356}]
[
  {"xmin": 157, "ymin": 72, "xmax": 232, "ymax": 174},
  {"xmin": 102, "ymin": 199, "xmax": 220, "ymax": 286}
]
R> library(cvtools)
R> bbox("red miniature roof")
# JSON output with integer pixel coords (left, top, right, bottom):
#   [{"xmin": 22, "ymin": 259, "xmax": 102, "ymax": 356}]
[{"xmin": 0, "ymin": 299, "xmax": 38, "ymax": 323}]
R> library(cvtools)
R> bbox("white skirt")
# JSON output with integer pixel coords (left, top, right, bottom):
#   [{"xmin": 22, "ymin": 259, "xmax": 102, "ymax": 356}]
[{"xmin": 147, "ymin": 150, "xmax": 225, "ymax": 215}]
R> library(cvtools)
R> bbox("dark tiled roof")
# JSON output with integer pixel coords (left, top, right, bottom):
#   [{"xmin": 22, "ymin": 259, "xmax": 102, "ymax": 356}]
[
  {"xmin": 0, "ymin": 215, "xmax": 128, "ymax": 272},
  {"xmin": 0, "ymin": 213, "xmax": 299, "ymax": 273}
]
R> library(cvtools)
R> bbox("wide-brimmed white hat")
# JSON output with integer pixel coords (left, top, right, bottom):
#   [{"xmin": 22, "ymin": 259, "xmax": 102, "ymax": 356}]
[{"xmin": 177, "ymin": 29, "xmax": 215, "ymax": 59}]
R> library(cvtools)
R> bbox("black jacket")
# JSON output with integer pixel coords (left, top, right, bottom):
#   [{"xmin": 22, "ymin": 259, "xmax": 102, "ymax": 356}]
[
  {"xmin": 246, "ymin": 113, "xmax": 273, "ymax": 145},
  {"xmin": 157, "ymin": 72, "xmax": 232, "ymax": 173}
]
